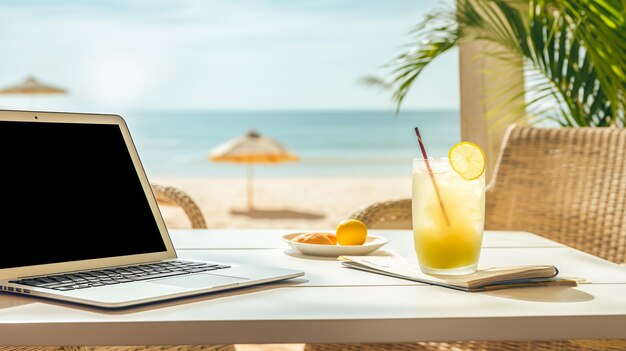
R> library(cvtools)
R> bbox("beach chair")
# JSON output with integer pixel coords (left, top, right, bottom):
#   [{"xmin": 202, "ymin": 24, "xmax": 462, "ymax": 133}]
[{"xmin": 305, "ymin": 124, "xmax": 626, "ymax": 351}]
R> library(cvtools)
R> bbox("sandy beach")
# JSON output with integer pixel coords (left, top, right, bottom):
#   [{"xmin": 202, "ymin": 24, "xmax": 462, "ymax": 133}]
[{"xmin": 152, "ymin": 176, "xmax": 412, "ymax": 230}]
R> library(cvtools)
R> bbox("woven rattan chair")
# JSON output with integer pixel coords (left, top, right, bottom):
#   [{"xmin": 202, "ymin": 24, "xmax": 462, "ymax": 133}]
[
  {"xmin": 349, "ymin": 199, "xmax": 412, "ymax": 229},
  {"xmin": 151, "ymin": 183, "xmax": 207, "ymax": 229},
  {"xmin": 305, "ymin": 125, "xmax": 626, "ymax": 351}
]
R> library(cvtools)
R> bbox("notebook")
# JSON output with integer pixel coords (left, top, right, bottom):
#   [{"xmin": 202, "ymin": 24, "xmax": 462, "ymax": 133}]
[
  {"xmin": 340, "ymin": 255, "xmax": 577, "ymax": 292},
  {"xmin": 0, "ymin": 109, "xmax": 303, "ymax": 308}
]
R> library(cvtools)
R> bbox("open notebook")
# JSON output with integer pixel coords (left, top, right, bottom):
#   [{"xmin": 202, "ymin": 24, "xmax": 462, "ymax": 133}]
[{"xmin": 340, "ymin": 255, "xmax": 578, "ymax": 292}]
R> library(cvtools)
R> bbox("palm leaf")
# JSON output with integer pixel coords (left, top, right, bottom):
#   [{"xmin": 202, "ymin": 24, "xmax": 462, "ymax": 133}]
[{"xmin": 373, "ymin": 0, "xmax": 626, "ymax": 127}]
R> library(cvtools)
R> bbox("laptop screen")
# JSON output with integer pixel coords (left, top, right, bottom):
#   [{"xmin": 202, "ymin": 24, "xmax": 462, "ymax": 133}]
[{"xmin": 0, "ymin": 120, "xmax": 167, "ymax": 269}]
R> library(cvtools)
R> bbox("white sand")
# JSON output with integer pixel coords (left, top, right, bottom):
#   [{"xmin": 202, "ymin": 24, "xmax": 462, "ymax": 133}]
[{"xmin": 152, "ymin": 176, "xmax": 412, "ymax": 230}]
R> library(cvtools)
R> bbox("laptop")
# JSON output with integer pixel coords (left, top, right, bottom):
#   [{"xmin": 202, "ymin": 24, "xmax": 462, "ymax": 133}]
[{"xmin": 0, "ymin": 109, "xmax": 304, "ymax": 308}]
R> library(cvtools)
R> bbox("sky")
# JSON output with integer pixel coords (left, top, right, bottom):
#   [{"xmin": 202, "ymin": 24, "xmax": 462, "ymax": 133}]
[{"xmin": 0, "ymin": 0, "xmax": 458, "ymax": 113}]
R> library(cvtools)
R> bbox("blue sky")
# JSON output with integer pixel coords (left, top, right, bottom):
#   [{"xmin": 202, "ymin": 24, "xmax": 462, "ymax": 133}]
[{"xmin": 0, "ymin": 0, "xmax": 458, "ymax": 113}]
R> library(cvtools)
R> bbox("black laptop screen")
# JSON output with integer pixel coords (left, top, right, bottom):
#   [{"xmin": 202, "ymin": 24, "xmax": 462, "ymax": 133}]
[{"xmin": 0, "ymin": 120, "xmax": 167, "ymax": 269}]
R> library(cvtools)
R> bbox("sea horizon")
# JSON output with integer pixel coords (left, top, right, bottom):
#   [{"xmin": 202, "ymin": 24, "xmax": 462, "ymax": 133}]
[{"xmin": 124, "ymin": 109, "xmax": 460, "ymax": 178}]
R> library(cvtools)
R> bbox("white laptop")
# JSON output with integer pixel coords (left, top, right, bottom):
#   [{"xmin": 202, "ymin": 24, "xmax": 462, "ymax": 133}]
[{"xmin": 0, "ymin": 109, "xmax": 303, "ymax": 308}]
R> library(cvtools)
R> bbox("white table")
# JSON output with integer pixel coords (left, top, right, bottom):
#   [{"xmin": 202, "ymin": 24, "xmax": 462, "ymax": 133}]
[{"xmin": 1, "ymin": 230, "xmax": 625, "ymax": 345}]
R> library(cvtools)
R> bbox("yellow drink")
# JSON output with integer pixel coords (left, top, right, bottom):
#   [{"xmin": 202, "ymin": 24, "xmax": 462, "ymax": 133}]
[{"xmin": 412, "ymin": 158, "xmax": 485, "ymax": 275}]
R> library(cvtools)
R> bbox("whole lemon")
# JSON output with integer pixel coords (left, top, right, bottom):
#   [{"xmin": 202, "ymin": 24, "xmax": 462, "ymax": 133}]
[{"xmin": 336, "ymin": 219, "xmax": 368, "ymax": 245}]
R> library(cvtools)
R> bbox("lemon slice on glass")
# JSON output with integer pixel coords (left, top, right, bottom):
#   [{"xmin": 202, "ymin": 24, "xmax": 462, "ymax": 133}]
[{"xmin": 448, "ymin": 142, "xmax": 486, "ymax": 180}]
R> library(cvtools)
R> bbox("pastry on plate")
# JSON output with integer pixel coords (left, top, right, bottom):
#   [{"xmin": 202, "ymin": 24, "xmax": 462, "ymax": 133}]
[{"xmin": 292, "ymin": 232, "xmax": 337, "ymax": 245}]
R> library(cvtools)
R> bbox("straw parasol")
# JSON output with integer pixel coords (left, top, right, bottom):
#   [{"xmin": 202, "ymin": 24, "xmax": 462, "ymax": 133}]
[
  {"xmin": 0, "ymin": 76, "xmax": 67, "ymax": 108},
  {"xmin": 209, "ymin": 130, "xmax": 299, "ymax": 209}
]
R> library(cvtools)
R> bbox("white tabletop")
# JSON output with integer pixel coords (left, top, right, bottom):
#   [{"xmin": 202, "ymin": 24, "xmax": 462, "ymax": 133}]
[{"xmin": 1, "ymin": 230, "xmax": 625, "ymax": 345}]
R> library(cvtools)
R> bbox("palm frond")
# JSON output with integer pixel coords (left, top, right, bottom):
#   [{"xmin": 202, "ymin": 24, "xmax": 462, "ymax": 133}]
[{"xmin": 374, "ymin": 0, "xmax": 626, "ymax": 127}]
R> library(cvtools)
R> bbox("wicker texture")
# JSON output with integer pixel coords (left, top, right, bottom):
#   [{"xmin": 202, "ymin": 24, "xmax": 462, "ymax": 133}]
[
  {"xmin": 486, "ymin": 125, "xmax": 626, "ymax": 264},
  {"xmin": 349, "ymin": 199, "xmax": 412, "ymax": 229},
  {"xmin": 305, "ymin": 340, "xmax": 626, "ymax": 351},
  {"xmin": 309, "ymin": 125, "xmax": 626, "ymax": 351},
  {"xmin": 151, "ymin": 183, "xmax": 208, "ymax": 229}
]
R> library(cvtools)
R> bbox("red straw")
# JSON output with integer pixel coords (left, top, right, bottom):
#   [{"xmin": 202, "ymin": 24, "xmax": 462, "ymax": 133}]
[{"xmin": 414, "ymin": 127, "xmax": 450, "ymax": 226}]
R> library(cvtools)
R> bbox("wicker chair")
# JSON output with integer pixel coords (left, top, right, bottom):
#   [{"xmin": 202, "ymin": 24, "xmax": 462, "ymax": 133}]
[
  {"xmin": 305, "ymin": 125, "xmax": 626, "ymax": 351},
  {"xmin": 151, "ymin": 183, "xmax": 208, "ymax": 229},
  {"xmin": 349, "ymin": 199, "xmax": 412, "ymax": 229}
]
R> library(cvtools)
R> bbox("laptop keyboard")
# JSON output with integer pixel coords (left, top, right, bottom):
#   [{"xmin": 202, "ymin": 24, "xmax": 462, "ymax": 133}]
[{"xmin": 9, "ymin": 260, "xmax": 231, "ymax": 291}]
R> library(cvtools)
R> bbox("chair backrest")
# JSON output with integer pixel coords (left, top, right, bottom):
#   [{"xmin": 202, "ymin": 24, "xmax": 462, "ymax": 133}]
[
  {"xmin": 486, "ymin": 125, "xmax": 626, "ymax": 263},
  {"xmin": 150, "ymin": 183, "xmax": 207, "ymax": 229},
  {"xmin": 349, "ymin": 199, "xmax": 412, "ymax": 229}
]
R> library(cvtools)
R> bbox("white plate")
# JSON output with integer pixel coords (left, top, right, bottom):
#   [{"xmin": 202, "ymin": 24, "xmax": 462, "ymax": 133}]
[{"xmin": 283, "ymin": 233, "xmax": 389, "ymax": 257}]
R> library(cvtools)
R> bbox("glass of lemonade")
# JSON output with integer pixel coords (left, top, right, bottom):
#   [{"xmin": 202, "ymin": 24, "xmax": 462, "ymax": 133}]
[{"xmin": 412, "ymin": 158, "xmax": 485, "ymax": 275}]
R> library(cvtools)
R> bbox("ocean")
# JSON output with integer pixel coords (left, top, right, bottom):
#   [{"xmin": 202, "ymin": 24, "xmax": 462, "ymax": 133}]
[{"xmin": 124, "ymin": 110, "xmax": 460, "ymax": 178}]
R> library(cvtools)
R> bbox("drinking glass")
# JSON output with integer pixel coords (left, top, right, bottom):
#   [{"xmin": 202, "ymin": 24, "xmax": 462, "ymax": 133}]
[{"xmin": 412, "ymin": 158, "xmax": 485, "ymax": 275}]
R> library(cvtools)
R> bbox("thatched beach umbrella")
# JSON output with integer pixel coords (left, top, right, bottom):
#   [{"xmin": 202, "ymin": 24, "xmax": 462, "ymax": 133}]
[
  {"xmin": 209, "ymin": 130, "xmax": 299, "ymax": 209},
  {"xmin": 0, "ymin": 76, "xmax": 67, "ymax": 107}
]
